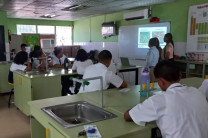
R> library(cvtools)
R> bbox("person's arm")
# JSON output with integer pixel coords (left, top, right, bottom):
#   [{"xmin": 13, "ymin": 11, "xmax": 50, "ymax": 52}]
[
  {"xmin": 146, "ymin": 50, "xmax": 153, "ymax": 67},
  {"xmin": 25, "ymin": 60, "xmax": 32, "ymax": 71},
  {"xmin": 106, "ymin": 71, "xmax": 128, "ymax": 88},
  {"xmin": 54, "ymin": 64, "xmax": 64, "ymax": 68},
  {"xmin": 124, "ymin": 109, "xmax": 133, "ymax": 121},
  {"xmin": 120, "ymin": 81, "xmax": 127, "ymax": 88},
  {"xmin": 38, "ymin": 54, "xmax": 46, "ymax": 71},
  {"xmin": 165, "ymin": 44, "xmax": 173, "ymax": 60},
  {"xmin": 165, "ymin": 51, "xmax": 170, "ymax": 60},
  {"xmin": 124, "ymin": 97, "xmax": 161, "ymax": 126},
  {"xmin": 72, "ymin": 61, "xmax": 77, "ymax": 72}
]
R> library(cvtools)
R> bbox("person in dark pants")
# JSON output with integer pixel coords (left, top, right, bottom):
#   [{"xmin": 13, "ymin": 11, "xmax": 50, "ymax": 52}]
[{"xmin": 72, "ymin": 49, "xmax": 93, "ymax": 94}]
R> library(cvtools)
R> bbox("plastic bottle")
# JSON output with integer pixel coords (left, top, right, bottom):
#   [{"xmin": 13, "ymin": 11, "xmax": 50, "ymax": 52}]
[
  {"xmin": 140, "ymin": 67, "xmax": 150, "ymax": 97},
  {"xmin": 64, "ymin": 58, "xmax": 69, "ymax": 71}
]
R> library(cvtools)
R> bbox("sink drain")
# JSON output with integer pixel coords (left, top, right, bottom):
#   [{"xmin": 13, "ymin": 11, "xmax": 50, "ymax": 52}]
[{"xmin": 71, "ymin": 118, "xmax": 81, "ymax": 124}]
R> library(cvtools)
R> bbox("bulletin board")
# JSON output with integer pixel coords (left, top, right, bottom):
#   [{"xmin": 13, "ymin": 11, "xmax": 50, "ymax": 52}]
[
  {"xmin": 187, "ymin": 3, "xmax": 208, "ymax": 52},
  {"xmin": 22, "ymin": 34, "xmax": 40, "ymax": 46}
]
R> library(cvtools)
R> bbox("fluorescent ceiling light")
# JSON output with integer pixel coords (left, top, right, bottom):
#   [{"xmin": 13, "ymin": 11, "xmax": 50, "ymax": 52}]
[
  {"xmin": 41, "ymin": 14, "xmax": 57, "ymax": 18},
  {"xmin": 68, "ymin": 5, "xmax": 81, "ymax": 10}
]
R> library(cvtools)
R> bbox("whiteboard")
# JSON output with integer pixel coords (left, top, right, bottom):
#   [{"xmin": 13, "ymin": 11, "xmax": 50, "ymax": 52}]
[
  {"xmin": 187, "ymin": 3, "xmax": 208, "ymax": 52},
  {"xmin": 118, "ymin": 22, "xmax": 170, "ymax": 59}
]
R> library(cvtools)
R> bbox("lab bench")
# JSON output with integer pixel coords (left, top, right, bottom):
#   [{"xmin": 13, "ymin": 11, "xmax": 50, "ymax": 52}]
[
  {"xmin": 29, "ymin": 85, "xmax": 160, "ymax": 138},
  {"xmin": 0, "ymin": 62, "xmax": 13, "ymax": 93},
  {"xmin": 175, "ymin": 60, "xmax": 208, "ymax": 78},
  {"xmin": 14, "ymin": 69, "xmax": 77, "ymax": 115},
  {"xmin": 28, "ymin": 77, "xmax": 204, "ymax": 138}
]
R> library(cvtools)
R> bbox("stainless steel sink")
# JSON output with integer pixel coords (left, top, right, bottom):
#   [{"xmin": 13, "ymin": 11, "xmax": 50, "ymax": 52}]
[{"xmin": 41, "ymin": 101, "xmax": 117, "ymax": 128}]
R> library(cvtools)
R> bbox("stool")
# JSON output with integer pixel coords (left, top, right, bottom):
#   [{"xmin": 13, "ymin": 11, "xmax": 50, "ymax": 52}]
[{"xmin": 8, "ymin": 82, "xmax": 14, "ymax": 108}]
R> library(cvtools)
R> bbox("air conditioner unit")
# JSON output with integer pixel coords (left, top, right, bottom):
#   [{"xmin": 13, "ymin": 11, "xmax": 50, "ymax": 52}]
[
  {"xmin": 41, "ymin": 39, "xmax": 55, "ymax": 49},
  {"xmin": 124, "ymin": 9, "xmax": 150, "ymax": 21}
]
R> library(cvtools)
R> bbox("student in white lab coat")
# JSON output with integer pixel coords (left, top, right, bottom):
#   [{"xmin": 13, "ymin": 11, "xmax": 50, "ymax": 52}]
[
  {"xmin": 29, "ymin": 45, "xmax": 46, "ymax": 71},
  {"xmin": 72, "ymin": 49, "xmax": 93, "ymax": 94},
  {"xmin": 51, "ymin": 47, "xmax": 65, "ymax": 68},
  {"xmin": 124, "ymin": 60, "xmax": 208, "ymax": 138},
  {"xmin": 198, "ymin": 79, "xmax": 208, "ymax": 101},
  {"xmin": 80, "ymin": 50, "xmax": 127, "ymax": 93},
  {"xmin": 9, "ymin": 51, "xmax": 32, "ymax": 83}
]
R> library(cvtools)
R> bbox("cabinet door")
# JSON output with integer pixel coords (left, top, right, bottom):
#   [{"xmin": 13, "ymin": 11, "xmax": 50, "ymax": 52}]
[
  {"xmin": 71, "ymin": 46, "xmax": 80, "ymax": 57},
  {"xmin": 47, "ymin": 124, "xmax": 67, "ymax": 138}
]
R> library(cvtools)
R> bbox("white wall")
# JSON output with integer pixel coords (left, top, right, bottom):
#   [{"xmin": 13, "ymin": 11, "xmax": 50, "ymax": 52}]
[{"xmin": 74, "ymin": 41, "xmax": 196, "ymax": 85}]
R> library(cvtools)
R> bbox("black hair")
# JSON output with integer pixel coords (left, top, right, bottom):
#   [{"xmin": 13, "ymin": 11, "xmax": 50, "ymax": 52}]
[
  {"xmin": 98, "ymin": 50, "xmax": 112, "ymax": 61},
  {"xmin": 21, "ymin": 43, "xmax": 27, "ymax": 48},
  {"xmin": 54, "ymin": 47, "xmax": 62, "ymax": 56},
  {"xmin": 11, "ymin": 49, "xmax": 16, "ymax": 52},
  {"xmin": 14, "ymin": 51, "xmax": 28, "ymax": 65},
  {"xmin": 154, "ymin": 60, "xmax": 180, "ymax": 82},
  {"xmin": 29, "ymin": 45, "xmax": 41, "ymax": 59},
  {"xmin": 164, "ymin": 33, "xmax": 174, "ymax": 46},
  {"xmin": 149, "ymin": 37, "xmax": 160, "ymax": 47},
  {"xmin": 34, "ymin": 45, "xmax": 41, "ymax": 52},
  {"xmin": 75, "ymin": 49, "xmax": 88, "ymax": 62}
]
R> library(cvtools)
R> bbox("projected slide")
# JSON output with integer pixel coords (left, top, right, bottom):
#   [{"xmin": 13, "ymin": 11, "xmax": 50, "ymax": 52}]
[{"xmin": 138, "ymin": 27, "xmax": 167, "ymax": 48}]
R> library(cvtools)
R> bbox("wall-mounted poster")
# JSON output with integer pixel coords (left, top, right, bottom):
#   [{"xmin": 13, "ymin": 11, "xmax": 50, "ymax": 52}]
[
  {"xmin": 187, "ymin": 3, "xmax": 208, "ymax": 52},
  {"xmin": 22, "ymin": 34, "xmax": 40, "ymax": 47}
]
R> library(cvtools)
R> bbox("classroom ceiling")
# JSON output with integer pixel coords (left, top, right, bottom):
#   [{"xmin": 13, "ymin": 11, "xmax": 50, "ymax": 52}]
[{"xmin": 0, "ymin": 0, "xmax": 178, "ymax": 21}]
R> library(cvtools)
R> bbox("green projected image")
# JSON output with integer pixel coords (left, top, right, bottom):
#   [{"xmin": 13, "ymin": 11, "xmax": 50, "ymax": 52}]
[
  {"xmin": 152, "ymin": 31, "xmax": 165, "ymax": 45},
  {"xmin": 139, "ymin": 32, "xmax": 150, "ymax": 43},
  {"xmin": 138, "ymin": 27, "xmax": 168, "ymax": 48}
]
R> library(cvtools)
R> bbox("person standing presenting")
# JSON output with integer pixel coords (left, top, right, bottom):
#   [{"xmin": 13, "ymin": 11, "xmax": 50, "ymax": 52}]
[
  {"xmin": 161, "ymin": 33, "xmax": 174, "ymax": 61},
  {"xmin": 146, "ymin": 37, "xmax": 159, "ymax": 82}
]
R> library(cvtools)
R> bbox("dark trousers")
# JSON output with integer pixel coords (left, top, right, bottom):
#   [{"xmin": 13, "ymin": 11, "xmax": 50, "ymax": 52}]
[
  {"xmin": 61, "ymin": 75, "xmax": 73, "ymax": 96},
  {"xmin": 74, "ymin": 74, "xmax": 83, "ymax": 94}
]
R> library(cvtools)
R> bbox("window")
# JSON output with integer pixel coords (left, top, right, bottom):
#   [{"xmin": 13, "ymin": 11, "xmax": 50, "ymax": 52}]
[
  {"xmin": 17, "ymin": 24, "xmax": 36, "ymax": 35},
  {"xmin": 56, "ymin": 26, "xmax": 72, "ymax": 46},
  {"xmin": 37, "ymin": 25, "xmax": 55, "ymax": 34}
]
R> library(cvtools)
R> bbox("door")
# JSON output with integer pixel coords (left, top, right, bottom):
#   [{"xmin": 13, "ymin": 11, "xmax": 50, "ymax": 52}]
[{"xmin": 0, "ymin": 26, "xmax": 6, "ymax": 61}]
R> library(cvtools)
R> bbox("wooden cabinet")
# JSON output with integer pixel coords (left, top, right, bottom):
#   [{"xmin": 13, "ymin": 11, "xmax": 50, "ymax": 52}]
[{"xmin": 61, "ymin": 46, "xmax": 80, "ymax": 57}]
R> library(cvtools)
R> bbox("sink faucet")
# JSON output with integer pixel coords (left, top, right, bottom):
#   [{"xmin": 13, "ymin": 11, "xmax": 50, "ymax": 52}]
[{"xmin": 69, "ymin": 76, "xmax": 104, "ymax": 108}]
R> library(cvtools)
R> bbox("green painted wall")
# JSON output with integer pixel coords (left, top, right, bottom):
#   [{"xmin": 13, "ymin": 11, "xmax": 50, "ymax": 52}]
[
  {"xmin": 7, "ymin": 18, "xmax": 73, "ymax": 34},
  {"xmin": 0, "ymin": 11, "xmax": 8, "ymax": 42},
  {"xmin": 73, "ymin": 0, "xmax": 208, "ymax": 43}
]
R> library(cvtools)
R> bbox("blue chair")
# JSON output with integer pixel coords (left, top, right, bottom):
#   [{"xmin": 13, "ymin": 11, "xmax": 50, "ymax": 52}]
[{"xmin": 8, "ymin": 70, "xmax": 14, "ymax": 108}]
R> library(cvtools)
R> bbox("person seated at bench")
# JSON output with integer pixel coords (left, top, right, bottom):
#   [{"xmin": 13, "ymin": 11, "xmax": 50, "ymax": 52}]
[
  {"xmin": 29, "ymin": 45, "xmax": 46, "ymax": 71},
  {"xmin": 72, "ymin": 49, "xmax": 93, "ymax": 94},
  {"xmin": 80, "ymin": 50, "xmax": 127, "ymax": 93},
  {"xmin": 51, "ymin": 47, "xmax": 66, "ymax": 68},
  {"xmin": 9, "ymin": 51, "xmax": 32, "ymax": 83},
  {"xmin": 124, "ymin": 60, "xmax": 208, "ymax": 138}
]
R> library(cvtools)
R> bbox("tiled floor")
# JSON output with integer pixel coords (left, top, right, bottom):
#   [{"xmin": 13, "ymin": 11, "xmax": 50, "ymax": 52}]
[{"xmin": 0, "ymin": 94, "xmax": 30, "ymax": 138}]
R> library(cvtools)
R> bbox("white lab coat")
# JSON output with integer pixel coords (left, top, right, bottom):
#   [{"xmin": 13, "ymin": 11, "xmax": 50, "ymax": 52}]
[
  {"xmin": 198, "ymin": 79, "xmax": 208, "ymax": 101},
  {"xmin": 79, "ymin": 63, "xmax": 123, "ymax": 93},
  {"xmin": 129, "ymin": 83, "xmax": 208, "ymax": 138}
]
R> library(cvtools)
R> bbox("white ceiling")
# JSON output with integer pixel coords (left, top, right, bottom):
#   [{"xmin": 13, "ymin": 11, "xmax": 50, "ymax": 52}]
[{"xmin": 0, "ymin": 0, "xmax": 178, "ymax": 21}]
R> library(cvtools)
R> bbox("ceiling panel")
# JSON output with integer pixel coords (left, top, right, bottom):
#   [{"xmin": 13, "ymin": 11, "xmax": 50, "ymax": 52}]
[{"xmin": 1, "ymin": 0, "xmax": 178, "ymax": 21}]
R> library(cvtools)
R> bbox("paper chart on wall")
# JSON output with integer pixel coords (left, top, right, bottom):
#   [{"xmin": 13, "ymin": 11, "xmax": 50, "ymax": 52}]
[{"xmin": 187, "ymin": 3, "xmax": 208, "ymax": 52}]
